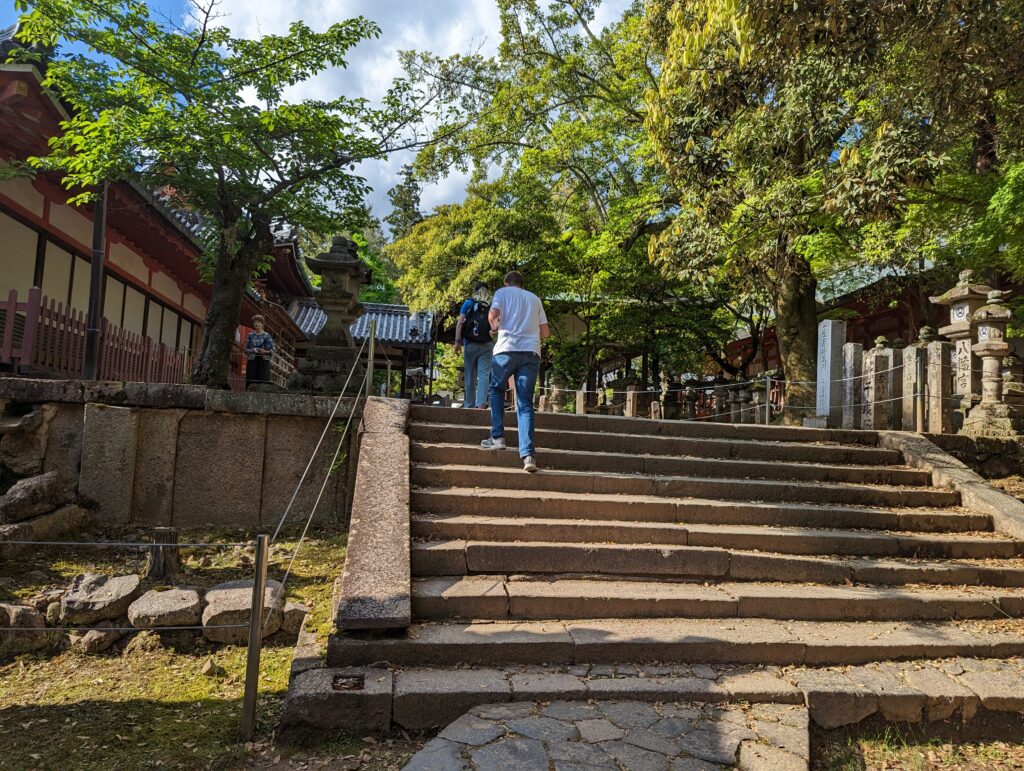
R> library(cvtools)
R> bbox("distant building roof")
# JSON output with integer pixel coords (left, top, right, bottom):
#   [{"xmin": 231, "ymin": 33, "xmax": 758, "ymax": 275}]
[{"xmin": 288, "ymin": 298, "xmax": 434, "ymax": 347}]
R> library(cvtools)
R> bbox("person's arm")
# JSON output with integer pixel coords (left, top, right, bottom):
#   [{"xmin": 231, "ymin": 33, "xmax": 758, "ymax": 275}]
[
  {"xmin": 539, "ymin": 323, "xmax": 551, "ymax": 340},
  {"xmin": 454, "ymin": 314, "xmax": 467, "ymax": 354},
  {"xmin": 538, "ymin": 301, "xmax": 550, "ymax": 339},
  {"xmin": 243, "ymin": 334, "xmax": 255, "ymax": 355},
  {"xmin": 261, "ymin": 334, "xmax": 274, "ymax": 355},
  {"xmin": 488, "ymin": 306, "xmax": 501, "ymax": 334}
]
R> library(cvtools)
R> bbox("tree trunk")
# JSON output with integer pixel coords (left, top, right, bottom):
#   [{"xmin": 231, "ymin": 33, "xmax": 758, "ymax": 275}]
[
  {"xmin": 773, "ymin": 251, "xmax": 818, "ymax": 423},
  {"xmin": 191, "ymin": 230, "xmax": 271, "ymax": 388}
]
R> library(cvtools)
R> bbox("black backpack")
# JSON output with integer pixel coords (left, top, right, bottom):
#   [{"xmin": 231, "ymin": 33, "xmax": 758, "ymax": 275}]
[{"xmin": 464, "ymin": 301, "xmax": 492, "ymax": 343}]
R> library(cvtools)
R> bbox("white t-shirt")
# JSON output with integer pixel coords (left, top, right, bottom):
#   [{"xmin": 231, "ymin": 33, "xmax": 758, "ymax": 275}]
[{"xmin": 491, "ymin": 286, "xmax": 548, "ymax": 356}]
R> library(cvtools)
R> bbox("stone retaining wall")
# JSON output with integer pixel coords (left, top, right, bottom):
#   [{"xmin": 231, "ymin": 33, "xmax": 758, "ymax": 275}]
[
  {"xmin": 0, "ymin": 378, "xmax": 361, "ymax": 528},
  {"xmin": 927, "ymin": 432, "xmax": 1024, "ymax": 478}
]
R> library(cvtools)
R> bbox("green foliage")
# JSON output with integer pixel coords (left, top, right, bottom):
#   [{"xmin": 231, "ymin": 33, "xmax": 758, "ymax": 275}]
[
  {"xmin": 384, "ymin": 164, "xmax": 424, "ymax": 240},
  {"xmin": 12, "ymin": 0, "xmax": 431, "ymax": 384}
]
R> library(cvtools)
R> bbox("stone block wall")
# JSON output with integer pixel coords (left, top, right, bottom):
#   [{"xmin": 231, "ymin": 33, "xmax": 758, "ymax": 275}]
[{"xmin": 0, "ymin": 379, "xmax": 360, "ymax": 528}]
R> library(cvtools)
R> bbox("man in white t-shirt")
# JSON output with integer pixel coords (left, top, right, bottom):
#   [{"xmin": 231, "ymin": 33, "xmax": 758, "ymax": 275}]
[{"xmin": 479, "ymin": 271, "xmax": 550, "ymax": 472}]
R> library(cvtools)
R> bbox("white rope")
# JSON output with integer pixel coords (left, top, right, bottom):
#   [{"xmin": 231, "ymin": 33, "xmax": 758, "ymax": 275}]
[
  {"xmin": 0, "ymin": 540, "xmax": 246, "ymax": 548},
  {"xmin": 269, "ymin": 337, "xmax": 368, "ymax": 543}
]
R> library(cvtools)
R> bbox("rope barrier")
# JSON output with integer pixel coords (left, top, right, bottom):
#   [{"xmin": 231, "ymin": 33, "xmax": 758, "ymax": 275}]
[
  {"xmin": 269, "ymin": 337, "xmax": 368, "ymax": 544},
  {"xmin": 0, "ymin": 540, "xmax": 247, "ymax": 548},
  {"xmin": 5, "ymin": 624, "xmax": 247, "ymax": 633}
]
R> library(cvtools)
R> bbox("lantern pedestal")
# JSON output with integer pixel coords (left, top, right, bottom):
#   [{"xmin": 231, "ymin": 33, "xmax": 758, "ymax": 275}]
[{"xmin": 961, "ymin": 292, "xmax": 1024, "ymax": 438}]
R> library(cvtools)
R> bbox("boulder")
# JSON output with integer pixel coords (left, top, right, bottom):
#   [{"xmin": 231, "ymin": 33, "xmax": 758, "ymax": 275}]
[
  {"xmin": 61, "ymin": 573, "xmax": 141, "ymax": 625},
  {"xmin": 79, "ymin": 621, "xmax": 121, "ymax": 654},
  {"xmin": 281, "ymin": 602, "xmax": 311, "ymax": 636},
  {"xmin": 44, "ymin": 602, "xmax": 61, "ymax": 626},
  {"xmin": 0, "ymin": 471, "xmax": 70, "ymax": 524},
  {"xmin": 128, "ymin": 588, "xmax": 202, "ymax": 628},
  {"xmin": 202, "ymin": 579, "xmax": 283, "ymax": 644},
  {"xmin": 0, "ymin": 603, "xmax": 47, "ymax": 656}
]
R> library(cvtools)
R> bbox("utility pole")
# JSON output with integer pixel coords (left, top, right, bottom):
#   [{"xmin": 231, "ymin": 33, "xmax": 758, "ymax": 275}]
[{"xmin": 83, "ymin": 181, "xmax": 108, "ymax": 380}]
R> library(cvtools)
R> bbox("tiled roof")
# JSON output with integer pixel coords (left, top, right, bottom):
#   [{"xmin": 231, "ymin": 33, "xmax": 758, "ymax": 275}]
[
  {"xmin": 353, "ymin": 303, "xmax": 434, "ymax": 346},
  {"xmin": 288, "ymin": 298, "xmax": 434, "ymax": 346}
]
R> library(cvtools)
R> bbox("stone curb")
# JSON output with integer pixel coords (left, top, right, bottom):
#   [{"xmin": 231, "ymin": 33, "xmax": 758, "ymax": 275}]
[
  {"xmin": 878, "ymin": 431, "xmax": 1024, "ymax": 540},
  {"xmin": 336, "ymin": 398, "xmax": 412, "ymax": 630}
]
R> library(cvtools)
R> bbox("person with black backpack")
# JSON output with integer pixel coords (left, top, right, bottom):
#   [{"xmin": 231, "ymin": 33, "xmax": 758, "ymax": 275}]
[{"xmin": 454, "ymin": 282, "xmax": 494, "ymax": 408}]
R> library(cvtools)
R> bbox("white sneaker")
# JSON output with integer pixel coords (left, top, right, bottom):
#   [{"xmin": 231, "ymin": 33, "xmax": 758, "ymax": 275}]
[
  {"xmin": 523, "ymin": 455, "xmax": 537, "ymax": 473},
  {"xmin": 480, "ymin": 437, "xmax": 506, "ymax": 450}
]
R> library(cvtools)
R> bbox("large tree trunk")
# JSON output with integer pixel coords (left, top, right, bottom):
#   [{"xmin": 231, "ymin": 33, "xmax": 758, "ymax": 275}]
[
  {"xmin": 773, "ymin": 251, "xmax": 818, "ymax": 423},
  {"xmin": 191, "ymin": 229, "xmax": 272, "ymax": 388}
]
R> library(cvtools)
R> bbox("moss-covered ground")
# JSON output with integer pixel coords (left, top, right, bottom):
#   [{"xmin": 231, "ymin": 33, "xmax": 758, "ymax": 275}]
[{"xmin": 0, "ymin": 526, "xmax": 422, "ymax": 770}]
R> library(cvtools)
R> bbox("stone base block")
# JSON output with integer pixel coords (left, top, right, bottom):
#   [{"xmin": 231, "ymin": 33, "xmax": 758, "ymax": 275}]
[
  {"xmin": 393, "ymin": 668, "xmax": 511, "ymax": 730},
  {"xmin": 283, "ymin": 667, "xmax": 393, "ymax": 733}
]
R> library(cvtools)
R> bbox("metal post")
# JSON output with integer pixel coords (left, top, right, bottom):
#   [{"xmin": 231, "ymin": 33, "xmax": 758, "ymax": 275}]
[
  {"xmin": 83, "ymin": 181, "xmax": 108, "ymax": 380},
  {"xmin": 241, "ymin": 534, "xmax": 269, "ymax": 741},
  {"xmin": 764, "ymin": 373, "xmax": 771, "ymax": 425},
  {"xmin": 915, "ymin": 353, "xmax": 926, "ymax": 433},
  {"xmin": 366, "ymin": 320, "xmax": 376, "ymax": 399}
]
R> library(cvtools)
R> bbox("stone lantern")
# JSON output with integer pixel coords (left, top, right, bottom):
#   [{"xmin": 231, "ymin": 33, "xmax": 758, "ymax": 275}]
[
  {"xmin": 961, "ymin": 290, "xmax": 1024, "ymax": 437},
  {"xmin": 288, "ymin": 236, "xmax": 371, "ymax": 393},
  {"xmin": 929, "ymin": 269, "xmax": 993, "ymax": 410}
]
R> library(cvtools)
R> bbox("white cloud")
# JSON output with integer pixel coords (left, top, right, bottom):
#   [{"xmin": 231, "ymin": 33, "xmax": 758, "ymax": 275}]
[{"xmin": 202, "ymin": 0, "xmax": 631, "ymax": 225}]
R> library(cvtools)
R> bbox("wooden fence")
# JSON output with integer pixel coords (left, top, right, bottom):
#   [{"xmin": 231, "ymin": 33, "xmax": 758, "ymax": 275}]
[{"xmin": 0, "ymin": 287, "xmax": 194, "ymax": 383}]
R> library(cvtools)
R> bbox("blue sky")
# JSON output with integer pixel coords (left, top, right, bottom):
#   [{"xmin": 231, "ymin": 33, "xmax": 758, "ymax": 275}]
[{"xmin": 2, "ymin": 0, "xmax": 631, "ymax": 224}]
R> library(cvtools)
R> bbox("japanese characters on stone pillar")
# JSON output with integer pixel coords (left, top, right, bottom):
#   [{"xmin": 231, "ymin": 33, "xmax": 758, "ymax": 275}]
[
  {"xmin": 861, "ymin": 337, "xmax": 893, "ymax": 430},
  {"xmin": 815, "ymin": 320, "xmax": 847, "ymax": 427},
  {"xmin": 962, "ymin": 290, "xmax": 1024, "ymax": 438},
  {"xmin": 901, "ymin": 327, "xmax": 934, "ymax": 432},
  {"xmin": 926, "ymin": 340, "xmax": 954, "ymax": 434},
  {"xmin": 842, "ymin": 342, "xmax": 863, "ymax": 429},
  {"xmin": 929, "ymin": 269, "xmax": 992, "ymax": 414}
]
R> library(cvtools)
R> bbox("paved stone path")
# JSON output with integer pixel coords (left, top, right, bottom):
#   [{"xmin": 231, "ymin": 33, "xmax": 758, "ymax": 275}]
[{"xmin": 402, "ymin": 700, "xmax": 809, "ymax": 770}]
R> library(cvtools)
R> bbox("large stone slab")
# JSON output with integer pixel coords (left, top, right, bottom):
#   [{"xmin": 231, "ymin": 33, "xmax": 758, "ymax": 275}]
[
  {"xmin": 61, "ymin": 572, "xmax": 141, "ymax": 625},
  {"xmin": 127, "ymin": 588, "xmax": 202, "ymax": 628},
  {"xmin": 131, "ymin": 409, "xmax": 186, "ymax": 526},
  {"xmin": 206, "ymin": 389, "xmax": 359, "ymax": 418},
  {"xmin": 0, "ymin": 377, "xmax": 85, "ymax": 404},
  {"xmin": 79, "ymin": 404, "xmax": 139, "ymax": 524},
  {"xmin": 815, "ymin": 320, "xmax": 846, "ymax": 426},
  {"xmin": 0, "ymin": 471, "xmax": 70, "ymax": 524},
  {"xmin": 42, "ymin": 403, "xmax": 84, "ymax": 479},
  {"xmin": 171, "ymin": 412, "xmax": 266, "ymax": 527},
  {"xmin": 201, "ymin": 578, "xmax": 283, "ymax": 644},
  {"xmin": 336, "ymin": 398, "xmax": 411, "ymax": 630},
  {"xmin": 393, "ymin": 668, "xmax": 511, "ymax": 729},
  {"xmin": 259, "ymin": 415, "xmax": 341, "ymax": 528},
  {"xmin": 0, "ymin": 603, "xmax": 47, "ymax": 656}
]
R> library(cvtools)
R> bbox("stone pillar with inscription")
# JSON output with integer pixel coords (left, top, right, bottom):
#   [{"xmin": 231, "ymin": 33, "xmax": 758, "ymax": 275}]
[
  {"xmin": 929, "ymin": 269, "xmax": 992, "ymax": 415},
  {"xmin": 811, "ymin": 319, "xmax": 847, "ymax": 428},
  {"xmin": 901, "ymin": 327, "xmax": 934, "ymax": 432},
  {"xmin": 926, "ymin": 340, "xmax": 954, "ymax": 434},
  {"xmin": 962, "ymin": 291, "xmax": 1024, "ymax": 438},
  {"xmin": 841, "ymin": 342, "xmax": 863, "ymax": 430},
  {"xmin": 861, "ymin": 337, "xmax": 894, "ymax": 430}
]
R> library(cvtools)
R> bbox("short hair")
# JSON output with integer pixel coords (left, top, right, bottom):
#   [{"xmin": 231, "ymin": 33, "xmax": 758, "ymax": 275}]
[
  {"xmin": 252, "ymin": 314, "xmax": 266, "ymax": 324},
  {"xmin": 504, "ymin": 271, "xmax": 525, "ymax": 287}
]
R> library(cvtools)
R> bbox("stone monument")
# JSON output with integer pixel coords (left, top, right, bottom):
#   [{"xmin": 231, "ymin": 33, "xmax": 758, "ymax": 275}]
[
  {"xmin": 811, "ymin": 319, "xmax": 846, "ymax": 427},
  {"xmin": 841, "ymin": 341, "xmax": 863, "ymax": 429},
  {"xmin": 288, "ymin": 236, "xmax": 371, "ymax": 393},
  {"xmin": 961, "ymin": 290, "xmax": 1024, "ymax": 438}
]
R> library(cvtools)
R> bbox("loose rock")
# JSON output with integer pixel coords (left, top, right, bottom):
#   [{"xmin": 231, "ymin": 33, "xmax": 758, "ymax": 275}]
[
  {"xmin": 201, "ymin": 657, "xmax": 226, "ymax": 677},
  {"xmin": 280, "ymin": 601, "xmax": 310, "ymax": 636},
  {"xmin": 0, "ymin": 603, "xmax": 47, "ymax": 656},
  {"xmin": 0, "ymin": 471, "xmax": 70, "ymax": 524},
  {"xmin": 45, "ymin": 602, "xmax": 61, "ymax": 626},
  {"xmin": 127, "ymin": 588, "xmax": 202, "ymax": 628},
  {"xmin": 79, "ymin": 621, "xmax": 121, "ymax": 654},
  {"xmin": 61, "ymin": 573, "xmax": 141, "ymax": 625},
  {"xmin": 201, "ymin": 578, "xmax": 283, "ymax": 644}
]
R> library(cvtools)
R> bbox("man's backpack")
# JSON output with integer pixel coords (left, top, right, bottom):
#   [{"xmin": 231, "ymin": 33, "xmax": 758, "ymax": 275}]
[{"xmin": 464, "ymin": 301, "xmax": 492, "ymax": 343}]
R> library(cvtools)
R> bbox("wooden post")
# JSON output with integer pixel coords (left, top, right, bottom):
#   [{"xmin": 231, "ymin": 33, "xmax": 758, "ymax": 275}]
[{"xmin": 144, "ymin": 527, "xmax": 181, "ymax": 581}]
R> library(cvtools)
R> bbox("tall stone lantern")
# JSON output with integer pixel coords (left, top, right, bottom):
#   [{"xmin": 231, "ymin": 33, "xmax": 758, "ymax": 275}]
[
  {"xmin": 929, "ymin": 269, "xmax": 993, "ymax": 412},
  {"xmin": 961, "ymin": 290, "xmax": 1024, "ymax": 437},
  {"xmin": 288, "ymin": 236, "xmax": 372, "ymax": 393}
]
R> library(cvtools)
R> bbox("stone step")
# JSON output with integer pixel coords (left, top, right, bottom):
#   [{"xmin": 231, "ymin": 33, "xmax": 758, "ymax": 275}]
[
  {"xmin": 410, "ymin": 404, "xmax": 881, "ymax": 445},
  {"xmin": 412, "ymin": 575, "xmax": 1024, "ymax": 621},
  {"xmin": 409, "ymin": 422, "xmax": 900, "ymax": 466},
  {"xmin": 327, "ymin": 617, "xmax": 1024, "ymax": 668},
  {"xmin": 410, "ymin": 441, "xmax": 932, "ymax": 487},
  {"xmin": 412, "ymin": 488, "xmax": 991, "ymax": 533},
  {"xmin": 410, "ymin": 540, "xmax": 1024, "ymax": 587},
  {"xmin": 410, "ymin": 515, "xmax": 1015, "ymax": 558},
  {"xmin": 411, "ymin": 464, "xmax": 960, "ymax": 509}
]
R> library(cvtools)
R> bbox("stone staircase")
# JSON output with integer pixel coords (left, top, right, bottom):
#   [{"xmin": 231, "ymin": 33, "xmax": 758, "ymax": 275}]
[{"xmin": 328, "ymin": 405, "xmax": 1024, "ymax": 673}]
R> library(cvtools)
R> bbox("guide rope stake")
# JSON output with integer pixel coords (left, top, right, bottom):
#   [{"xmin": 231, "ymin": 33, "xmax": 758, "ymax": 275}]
[{"xmin": 241, "ymin": 533, "xmax": 269, "ymax": 741}]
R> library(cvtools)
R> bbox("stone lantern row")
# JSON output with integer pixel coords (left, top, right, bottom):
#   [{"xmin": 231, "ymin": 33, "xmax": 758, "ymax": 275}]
[{"xmin": 812, "ymin": 269, "xmax": 1023, "ymax": 438}]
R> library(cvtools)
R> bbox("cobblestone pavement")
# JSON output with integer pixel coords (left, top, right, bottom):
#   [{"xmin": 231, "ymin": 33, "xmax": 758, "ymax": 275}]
[{"xmin": 402, "ymin": 700, "xmax": 809, "ymax": 770}]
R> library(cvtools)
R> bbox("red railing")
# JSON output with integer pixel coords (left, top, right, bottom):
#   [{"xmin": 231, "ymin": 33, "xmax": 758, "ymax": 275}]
[{"xmin": 0, "ymin": 287, "xmax": 194, "ymax": 384}]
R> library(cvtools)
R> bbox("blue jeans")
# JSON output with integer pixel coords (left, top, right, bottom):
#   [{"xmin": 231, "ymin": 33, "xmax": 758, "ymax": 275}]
[
  {"xmin": 463, "ymin": 341, "xmax": 493, "ymax": 408},
  {"xmin": 489, "ymin": 351, "xmax": 540, "ymax": 458}
]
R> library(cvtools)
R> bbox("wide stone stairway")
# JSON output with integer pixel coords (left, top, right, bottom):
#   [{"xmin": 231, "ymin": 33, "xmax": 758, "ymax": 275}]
[{"xmin": 290, "ymin": 402, "xmax": 1024, "ymax": 767}]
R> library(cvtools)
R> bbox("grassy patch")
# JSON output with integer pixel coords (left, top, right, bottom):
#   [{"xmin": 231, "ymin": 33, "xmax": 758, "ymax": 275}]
[
  {"xmin": 0, "ymin": 527, "xmax": 422, "ymax": 770},
  {"xmin": 813, "ymin": 713, "xmax": 1024, "ymax": 770}
]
